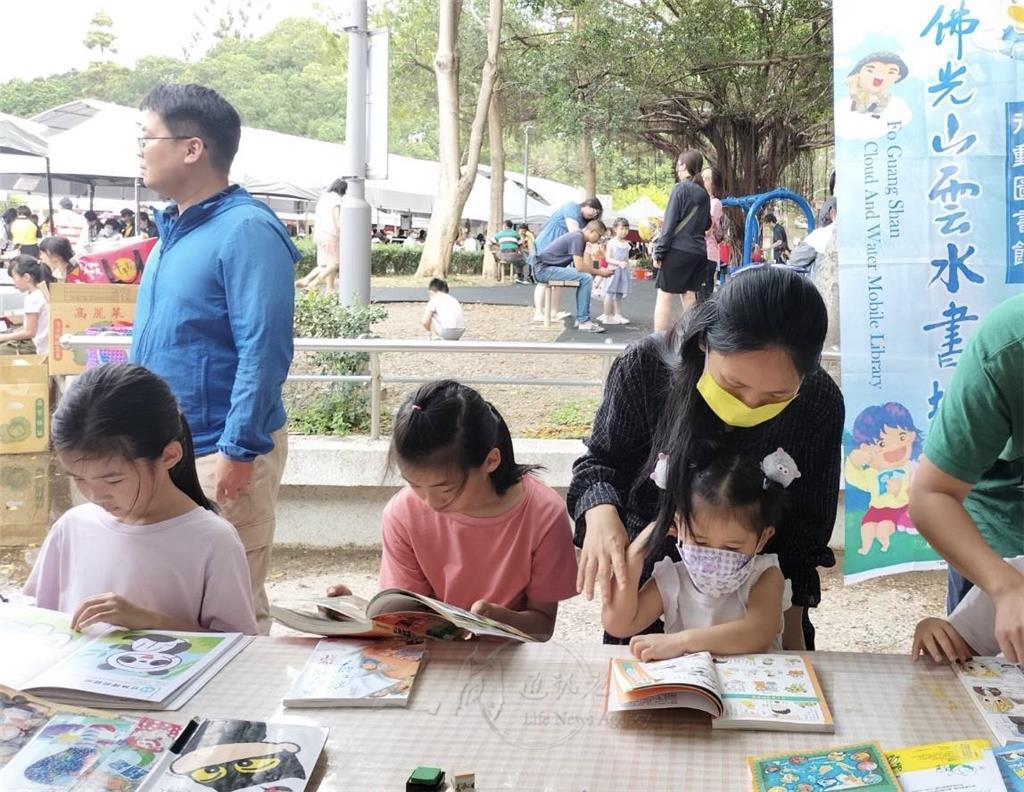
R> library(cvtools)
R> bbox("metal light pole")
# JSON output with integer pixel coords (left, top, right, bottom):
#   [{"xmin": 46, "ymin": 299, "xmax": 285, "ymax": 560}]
[
  {"xmin": 522, "ymin": 125, "xmax": 532, "ymax": 224},
  {"xmin": 338, "ymin": 0, "xmax": 372, "ymax": 306}
]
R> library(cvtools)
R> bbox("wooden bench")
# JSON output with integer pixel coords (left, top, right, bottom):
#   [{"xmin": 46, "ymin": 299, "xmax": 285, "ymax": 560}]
[{"xmin": 542, "ymin": 280, "xmax": 579, "ymax": 326}]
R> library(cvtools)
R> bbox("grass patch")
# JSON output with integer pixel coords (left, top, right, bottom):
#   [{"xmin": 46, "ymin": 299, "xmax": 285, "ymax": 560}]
[{"xmin": 521, "ymin": 398, "xmax": 599, "ymax": 439}]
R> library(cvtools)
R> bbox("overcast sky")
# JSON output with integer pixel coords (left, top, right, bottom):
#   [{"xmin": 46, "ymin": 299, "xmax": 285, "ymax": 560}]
[{"xmin": 1, "ymin": 0, "xmax": 323, "ymax": 82}]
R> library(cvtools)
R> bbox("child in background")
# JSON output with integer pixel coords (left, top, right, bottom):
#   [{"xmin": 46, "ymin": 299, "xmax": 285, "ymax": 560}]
[
  {"xmin": 602, "ymin": 448, "xmax": 795, "ymax": 660},
  {"xmin": 421, "ymin": 278, "xmax": 466, "ymax": 340},
  {"xmin": 912, "ymin": 558, "xmax": 1024, "ymax": 662},
  {"xmin": 330, "ymin": 380, "xmax": 578, "ymax": 640},
  {"xmin": 597, "ymin": 217, "xmax": 632, "ymax": 324},
  {"xmin": 22, "ymin": 364, "xmax": 258, "ymax": 635},
  {"xmin": 0, "ymin": 256, "xmax": 54, "ymax": 355}
]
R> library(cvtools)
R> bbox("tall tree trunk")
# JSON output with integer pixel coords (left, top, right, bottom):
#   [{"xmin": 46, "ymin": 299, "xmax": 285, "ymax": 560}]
[
  {"xmin": 579, "ymin": 132, "xmax": 597, "ymax": 198},
  {"xmin": 483, "ymin": 83, "xmax": 504, "ymax": 281},
  {"xmin": 416, "ymin": 0, "xmax": 503, "ymax": 279}
]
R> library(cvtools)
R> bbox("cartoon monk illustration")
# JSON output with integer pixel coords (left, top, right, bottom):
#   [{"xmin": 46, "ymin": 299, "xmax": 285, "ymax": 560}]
[
  {"xmin": 845, "ymin": 402, "xmax": 923, "ymax": 555},
  {"xmin": 845, "ymin": 51, "xmax": 909, "ymax": 116}
]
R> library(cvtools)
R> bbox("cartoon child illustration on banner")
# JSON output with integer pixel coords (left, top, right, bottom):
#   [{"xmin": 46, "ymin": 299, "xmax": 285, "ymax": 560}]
[
  {"xmin": 835, "ymin": 51, "xmax": 912, "ymax": 138},
  {"xmin": 845, "ymin": 402, "xmax": 924, "ymax": 556}
]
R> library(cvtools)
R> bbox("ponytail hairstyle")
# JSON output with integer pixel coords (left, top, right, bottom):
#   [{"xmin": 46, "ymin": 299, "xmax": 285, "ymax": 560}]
[
  {"xmin": 8, "ymin": 255, "xmax": 55, "ymax": 288},
  {"xmin": 676, "ymin": 149, "xmax": 705, "ymax": 185},
  {"xmin": 648, "ymin": 267, "xmax": 826, "ymax": 556},
  {"xmin": 677, "ymin": 449, "xmax": 789, "ymax": 541},
  {"xmin": 390, "ymin": 380, "xmax": 541, "ymax": 496},
  {"xmin": 38, "ymin": 235, "xmax": 75, "ymax": 265},
  {"xmin": 51, "ymin": 364, "xmax": 215, "ymax": 512}
]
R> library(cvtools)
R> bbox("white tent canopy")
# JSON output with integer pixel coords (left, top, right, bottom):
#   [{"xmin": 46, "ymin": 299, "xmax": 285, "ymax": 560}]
[
  {"xmin": 0, "ymin": 112, "xmax": 49, "ymax": 157},
  {"xmin": 616, "ymin": 194, "xmax": 665, "ymax": 226},
  {"xmin": 0, "ymin": 100, "xmax": 581, "ymax": 223}
]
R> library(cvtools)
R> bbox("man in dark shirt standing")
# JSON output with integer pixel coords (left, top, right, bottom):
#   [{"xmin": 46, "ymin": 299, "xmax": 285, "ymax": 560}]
[{"xmin": 765, "ymin": 212, "xmax": 790, "ymax": 262}]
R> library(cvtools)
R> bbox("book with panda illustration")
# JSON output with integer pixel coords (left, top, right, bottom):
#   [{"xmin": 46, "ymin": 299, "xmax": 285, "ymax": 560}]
[
  {"xmin": 954, "ymin": 657, "xmax": 1024, "ymax": 746},
  {"xmin": 0, "ymin": 604, "xmax": 250, "ymax": 710}
]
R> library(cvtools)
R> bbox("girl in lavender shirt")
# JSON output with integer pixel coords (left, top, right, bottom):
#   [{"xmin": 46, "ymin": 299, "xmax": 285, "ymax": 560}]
[{"xmin": 23, "ymin": 364, "xmax": 257, "ymax": 635}]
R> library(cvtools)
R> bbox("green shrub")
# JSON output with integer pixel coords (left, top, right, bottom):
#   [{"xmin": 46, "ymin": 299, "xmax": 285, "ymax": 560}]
[
  {"xmin": 294, "ymin": 237, "xmax": 316, "ymax": 279},
  {"xmin": 287, "ymin": 290, "xmax": 388, "ymax": 436},
  {"xmin": 294, "ymin": 240, "xmax": 483, "ymax": 279}
]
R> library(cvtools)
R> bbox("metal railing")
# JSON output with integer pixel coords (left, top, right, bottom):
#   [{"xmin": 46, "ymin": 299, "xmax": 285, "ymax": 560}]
[{"xmin": 60, "ymin": 335, "xmax": 840, "ymax": 440}]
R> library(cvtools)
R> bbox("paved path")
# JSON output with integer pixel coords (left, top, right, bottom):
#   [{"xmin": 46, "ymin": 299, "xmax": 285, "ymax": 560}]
[{"xmin": 371, "ymin": 279, "xmax": 660, "ymax": 343}]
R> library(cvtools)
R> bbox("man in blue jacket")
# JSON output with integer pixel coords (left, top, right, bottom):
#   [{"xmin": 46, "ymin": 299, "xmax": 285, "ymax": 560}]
[{"xmin": 131, "ymin": 84, "xmax": 299, "ymax": 632}]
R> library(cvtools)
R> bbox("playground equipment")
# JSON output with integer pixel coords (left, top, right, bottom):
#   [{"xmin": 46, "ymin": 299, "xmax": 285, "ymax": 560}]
[{"xmin": 720, "ymin": 188, "xmax": 816, "ymax": 267}]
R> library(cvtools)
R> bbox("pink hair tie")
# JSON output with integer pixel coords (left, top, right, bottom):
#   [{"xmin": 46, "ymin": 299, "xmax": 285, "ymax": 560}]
[{"xmin": 411, "ymin": 404, "xmax": 422, "ymax": 412}]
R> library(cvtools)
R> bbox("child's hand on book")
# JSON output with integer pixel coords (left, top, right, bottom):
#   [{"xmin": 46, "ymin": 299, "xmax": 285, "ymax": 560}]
[
  {"xmin": 629, "ymin": 631, "xmax": 691, "ymax": 662},
  {"xmin": 913, "ymin": 617, "xmax": 972, "ymax": 664},
  {"xmin": 326, "ymin": 584, "xmax": 352, "ymax": 597},
  {"xmin": 72, "ymin": 592, "xmax": 161, "ymax": 632}
]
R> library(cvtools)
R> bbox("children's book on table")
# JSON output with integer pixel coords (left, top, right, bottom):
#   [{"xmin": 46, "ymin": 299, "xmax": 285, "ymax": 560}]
[
  {"xmin": 0, "ymin": 604, "xmax": 249, "ymax": 710},
  {"xmin": 954, "ymin": 657, "xmax": 1024, "ymax": 746},
  {"xmin": 748, "ymin": 742, "xmax": 900, "ymax": 791},
  {"xmin": 0, "ymin": 688, "xmax": 327, "ymax": 792},
  {"xmin": 271, "ymin": 588, "xmax": 535, "ymax": 642},
  {"xmin": 284, "ymin": 638, "xmax": 427, "ymax": 708},
  {"xmin": 605, "ymin": 652, "xmax": 834, "ymax": 733},
  {"xmin": 886, "ymin": 739, "xmax": 1007, "ymax": 792},
  {"xmin": 994, "ymin": 745, "xmax": 1024, "ymax": 791}
]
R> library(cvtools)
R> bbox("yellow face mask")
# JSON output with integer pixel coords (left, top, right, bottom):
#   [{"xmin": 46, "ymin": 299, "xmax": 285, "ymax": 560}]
[{"xmin": 696, "ymin": 369, "xmax": 795, "ymax": 428}]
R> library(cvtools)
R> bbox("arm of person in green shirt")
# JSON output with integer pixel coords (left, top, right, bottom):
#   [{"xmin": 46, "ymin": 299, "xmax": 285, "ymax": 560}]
[{"xmin": 910, "ymin": 327, "xmax": 1022, "ymax": 659}]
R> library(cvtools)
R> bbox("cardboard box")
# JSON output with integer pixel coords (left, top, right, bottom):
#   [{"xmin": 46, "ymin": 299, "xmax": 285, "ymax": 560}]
[
  {"xmin": 0, "ymin": 355, "xmax": 48, "ymax": 454},
  {"xmin": 0, "ymin": 452, "xmax": 51, "ymax": 545},
  {"xmin": 48, "ymin": 283, "xmax": 138, "ymax": 375}
]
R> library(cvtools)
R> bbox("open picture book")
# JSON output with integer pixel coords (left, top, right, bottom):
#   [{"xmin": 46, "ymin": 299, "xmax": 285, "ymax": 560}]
[
  {"xmin": 283, "ymin": 638, "xmax": 427, "ymax": 708},
  {"xmin": 271, "ymin": 589, "xmax": 535, "ymax": 642},
  {"xmin": 954, "ymin": 657, "xmax": 1024, "ymax": 746},
  {"xmin": 0, "ymin": 688, "xmax": 327, "ymax": 792},
  {"xmin": 886, "ymin": 739, "xmax": 1006, "ymax": 792},
  {"xmin": 606, "ymin": 651, "xmax": 834, "ymax": 733},
  {"xmin": 0, "ymin": 604, "xmax": 249, "ymax": 710}
]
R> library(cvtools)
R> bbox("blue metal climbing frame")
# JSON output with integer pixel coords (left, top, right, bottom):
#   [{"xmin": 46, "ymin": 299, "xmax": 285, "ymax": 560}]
[{"xmin": 720, "ymin": 188, "xmax": 816, "ymax": 267}]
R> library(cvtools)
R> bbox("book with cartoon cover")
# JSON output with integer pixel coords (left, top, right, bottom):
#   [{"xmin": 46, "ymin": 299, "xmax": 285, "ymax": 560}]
[
  {"xmin": 0, "ymin": 604, "xmax": 250, "ymax": 710},
  {"xmin": 0, "ymin": 710, "xmax": 182, "ymax": 791},
  {"xmin": 605, "ymin": 652, "xmax": 834, "ymax": 732},
  {"xmin": 885, "ymin": 739, "xmax": 1005, "ymax": 792},
  {"xmin": 748, "ymin": 742, "xmax": 900, "ymax": 791},
  {"xmin": 271, "ymin": 589, "xmax": 536, "ymax": 642},
  {"xmin": 0, "ymin": 701, "xmax": 325, "ymax": 792},
  {"xmin": 283, "ymin": 639, "xmax": 427, "ymax": 708},
  {"xmin": 994, "ymin": 745, "xmax": 1024, "ymax": 791},
  {"xmin": 954, "ymin": 657, "xmax": 1024, "ymax": 746}
]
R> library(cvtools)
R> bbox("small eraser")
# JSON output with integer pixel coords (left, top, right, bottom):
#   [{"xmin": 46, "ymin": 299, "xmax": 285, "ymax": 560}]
[
  {"xmin": 452, "ymin": 771, "xmax": 475, "ymax": 791},
  {"xmin": 407, "ymin": 766, "xmax": 445, "ymax": 791}
]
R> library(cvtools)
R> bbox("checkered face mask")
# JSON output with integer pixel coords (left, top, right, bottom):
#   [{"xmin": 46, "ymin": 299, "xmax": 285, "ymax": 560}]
[{"xmin": 677, "ymin": 542, "xmax": 756, "ymax": 597}]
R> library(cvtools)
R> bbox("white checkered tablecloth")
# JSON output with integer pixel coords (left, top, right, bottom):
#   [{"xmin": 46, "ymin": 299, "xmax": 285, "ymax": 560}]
[{"xmin": 143, "ymin": 638, "xmax": 990, "ymax": 792}]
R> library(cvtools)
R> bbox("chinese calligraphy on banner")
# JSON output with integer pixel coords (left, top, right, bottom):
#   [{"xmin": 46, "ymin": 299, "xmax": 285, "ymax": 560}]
[{"xmin": 835, "ymin": 0, "xmax": 1024, "ymax": 583}]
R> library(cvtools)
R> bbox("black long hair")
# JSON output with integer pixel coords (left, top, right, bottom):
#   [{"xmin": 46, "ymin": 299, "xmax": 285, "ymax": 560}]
[
  {"xmin": 38, "ymin": 236, "xmax": 74, "ymax": 264},
  {"xmin": 8, "ymin": 255, "xmax": 55, "ymax": 287},
  {"xmin": 390, "ymin": 380, "xmax": 540, "ymax": 496},
  {"xmin": 51, "ymin": 364, "xmax": 215, "ymax": 512},
  {"xmin": 648, "ymin": 266, "xmax": 826, "ymax": 555}
]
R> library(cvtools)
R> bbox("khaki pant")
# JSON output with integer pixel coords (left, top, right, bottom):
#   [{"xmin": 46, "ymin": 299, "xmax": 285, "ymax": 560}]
[{"xmin": 195, "ymin": 427, "xmax": 288, "ymax": 634}]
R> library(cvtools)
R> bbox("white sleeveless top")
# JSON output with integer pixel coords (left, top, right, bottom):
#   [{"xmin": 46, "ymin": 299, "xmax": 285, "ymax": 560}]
[{"xmin": 652, "ymin": 553, "xmax": 792, "ymax": 650}]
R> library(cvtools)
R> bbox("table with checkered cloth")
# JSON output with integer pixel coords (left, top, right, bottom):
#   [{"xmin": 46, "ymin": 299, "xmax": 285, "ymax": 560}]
[{"xmin": 151, "ymin": 638, "xmax": 991, "ymax": 791}]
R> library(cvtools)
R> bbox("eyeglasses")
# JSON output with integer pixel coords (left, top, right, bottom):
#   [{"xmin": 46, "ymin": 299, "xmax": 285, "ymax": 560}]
[{"xmin": 137, "ymin": 136, "xmax": 194, "ymax": 152}]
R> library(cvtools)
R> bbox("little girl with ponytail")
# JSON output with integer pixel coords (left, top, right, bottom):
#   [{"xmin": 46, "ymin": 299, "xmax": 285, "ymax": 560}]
[
  {"xmin": 23, "ymin": 363, "xmax": 257, "ymax": 634},
  {"xmin": 328, "ymin": 380, "xmax": 578, "ymax": 641}
]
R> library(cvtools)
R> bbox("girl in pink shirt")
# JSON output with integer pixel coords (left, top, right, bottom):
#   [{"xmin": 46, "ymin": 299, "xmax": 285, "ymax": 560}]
[
  {"xmin": 331, "ymin": 380, "xmax": 578, "ymax": 640},
  {"xmin": 23, "ymin": 364, "xmax": 257, "ymax": 634}
]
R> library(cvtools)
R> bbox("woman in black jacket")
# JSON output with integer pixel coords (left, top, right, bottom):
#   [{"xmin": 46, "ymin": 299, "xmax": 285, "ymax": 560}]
[{"xmin": 653, "ymin": 149, "xmax": 711, "ymax": 331}]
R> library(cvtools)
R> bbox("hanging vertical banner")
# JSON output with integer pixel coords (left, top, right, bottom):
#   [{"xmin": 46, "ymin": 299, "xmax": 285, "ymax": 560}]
[{"xmin": 835, "ymin": 0, "xmax": 1024, "ymax": 583}]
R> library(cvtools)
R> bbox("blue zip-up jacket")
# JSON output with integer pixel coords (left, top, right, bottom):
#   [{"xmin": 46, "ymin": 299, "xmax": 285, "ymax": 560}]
[{"xmin": 130, "ymin": 185, "xmax": 299, "ymax": 461}]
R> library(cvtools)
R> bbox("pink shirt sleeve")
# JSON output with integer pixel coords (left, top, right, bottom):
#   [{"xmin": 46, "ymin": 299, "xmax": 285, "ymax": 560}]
[
  {"xmin": 199, "ymin": 528, "xmax": 259, "ymax": 635},
  {"xmin": 378, "ymin": 496, "xmax": 433, "ymax": 595},
  {"xmin": 22, "ymin": 518, "xmax": 65, "ymax": 608},
  {"xmin": 524, "ymin": 495, "xmax": 579, "ymax": 604}
]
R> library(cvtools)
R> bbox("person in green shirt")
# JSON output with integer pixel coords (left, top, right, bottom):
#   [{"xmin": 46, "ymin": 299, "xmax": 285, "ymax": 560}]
[
  {"xmin": 491, "ymin": 220, "xmax": 528, "ymax": 284},
  {"xmin": 910, "ymin": 293, "xmax": 1024, "ymax": 659}
]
